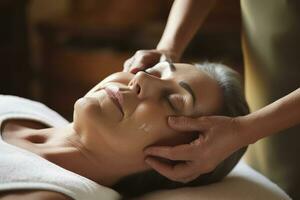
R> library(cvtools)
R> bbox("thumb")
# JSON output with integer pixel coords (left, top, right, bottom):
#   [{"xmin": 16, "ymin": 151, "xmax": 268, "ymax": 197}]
[
  {"xmin": 168, "ymin": 116, "xmax": 210, "ymax": 132},
  {"xmin": 130, "ymin": 62, "xmax": 147, "ymax": 73},
  {"xmin": 123, "ymin": 57, "xmax": 134, "ymax": 72}
]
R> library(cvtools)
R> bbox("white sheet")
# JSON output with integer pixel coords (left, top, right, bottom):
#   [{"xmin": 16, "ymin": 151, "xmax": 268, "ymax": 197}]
[{"xmin": 137, "ymin": 161, "xmax": 291, "ymax": 200}]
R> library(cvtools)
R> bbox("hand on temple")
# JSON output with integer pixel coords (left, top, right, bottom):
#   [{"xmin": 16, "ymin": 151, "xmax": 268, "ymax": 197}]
[
  {"xmin": 144, "ymin": 88, "xmax": 300, "ymax": 183},
  {"xmin": 144, "ymin": 115, "xmax": 247, "ymax": 183},
  {"xmin": 123, "ymin": 49, "xmax": 179, "ymax": 73}
]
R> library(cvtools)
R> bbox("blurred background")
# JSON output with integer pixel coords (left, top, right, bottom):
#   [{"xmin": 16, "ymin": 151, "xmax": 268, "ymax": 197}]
[{"xmin": 0, "ymin": 0, "xmax": 242, "ymax": 121}]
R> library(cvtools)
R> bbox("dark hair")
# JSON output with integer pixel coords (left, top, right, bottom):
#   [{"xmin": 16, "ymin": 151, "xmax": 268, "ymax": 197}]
[{"xmin": 112, "ymin": 63, "xmax": 249, "ymax": 198}]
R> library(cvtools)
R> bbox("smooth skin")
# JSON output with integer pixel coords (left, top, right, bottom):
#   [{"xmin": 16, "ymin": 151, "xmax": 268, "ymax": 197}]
[
  {"xmin": 123, "ymin": 0, "xmax": 300, "ymax": 183},
  {"xmin": 144, "ymin": 88, "xmax": 300, "ymax": 182},
  {"xmin": 1, "ymin": 63, "xmax": 222, "ymax": 199}
]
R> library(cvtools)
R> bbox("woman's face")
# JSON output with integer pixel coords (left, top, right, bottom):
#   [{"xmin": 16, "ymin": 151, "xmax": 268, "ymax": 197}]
[{"xmin": 73, "ymin": 62, "xmax": 223, "ymax": 172}]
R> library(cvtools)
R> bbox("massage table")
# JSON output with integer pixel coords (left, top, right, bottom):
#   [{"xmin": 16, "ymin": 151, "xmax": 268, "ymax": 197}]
[{"xmin": 136, "ymin": 161, "xmax": 291, "ymax": 200}]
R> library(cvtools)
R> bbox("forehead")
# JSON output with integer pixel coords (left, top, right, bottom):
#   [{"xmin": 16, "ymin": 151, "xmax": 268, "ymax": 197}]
[{"xmin": 155, "ymin": 62, "xmax": 223, "ymax": 115}]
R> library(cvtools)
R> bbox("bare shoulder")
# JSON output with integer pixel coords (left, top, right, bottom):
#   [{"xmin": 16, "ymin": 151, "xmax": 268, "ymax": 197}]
[{"xmin": 0, "ymin": 190, "xmax": 73, "ymax": 200}]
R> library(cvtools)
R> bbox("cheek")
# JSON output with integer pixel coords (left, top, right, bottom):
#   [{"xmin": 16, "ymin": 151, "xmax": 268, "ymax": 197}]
[
  {"xmin": 129, "ymin": 102, "xmax": 168, "ymax": 135},
  {"xmin": 116, "ymin": 102, "xmax": 174, "ymax": 149},
  {"xmin": 125, "ymin": 103, "xmax": 196, "ymax": 147},
  {"xmin": 74, "ymin": 97, "xmax": 100, "ymax": 126},
  {"xmin": 74, "ymin": 98, "xmax": 132, "ymax": 158},
  {"xmin": 74, "ymin": 97, "xmax": 109, "ymax": 135},
  {"xmin": 98, "ymin": 103, "xmax": 167, "ymax": 154}
]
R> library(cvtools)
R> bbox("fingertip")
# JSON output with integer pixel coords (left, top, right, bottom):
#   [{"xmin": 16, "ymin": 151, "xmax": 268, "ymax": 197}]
[
  {"xmin": 145, "ymin": 157, "xmax": 153, "ymax": 165},
  {"xmin": 130, "ymin": 68, "xmax": 139, "ymax": 74},
  {"xmin": 191, "ymin": 138, "xmax": 201, "ymax": 146},
  {"xmin": 144, "ymin": 146, "xmax": 162, "ymax": 156},
  {"xmin": 145, "ymin": 157, "xmax": 162, "ymax": 170},
  {"xmin": 191, "ymin": 134, "xmax": 205, "ymax": 146}
]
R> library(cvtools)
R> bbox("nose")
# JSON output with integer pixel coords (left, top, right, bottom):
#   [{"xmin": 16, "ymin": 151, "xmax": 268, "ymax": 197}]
[{"xmin": 129, "ymin": 71, "xmax": 168, "ymax": 100}]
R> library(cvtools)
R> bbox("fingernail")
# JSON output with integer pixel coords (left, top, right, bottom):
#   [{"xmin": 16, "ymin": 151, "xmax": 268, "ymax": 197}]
[{"xmin": 131, "ymin": 68, "xmax": 139, "ymax": 74}]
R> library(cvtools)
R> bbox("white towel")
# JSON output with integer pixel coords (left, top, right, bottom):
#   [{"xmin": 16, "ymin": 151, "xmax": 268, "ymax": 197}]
[
  {"xmin": 0, "ymin": 95, "xmax": 291, "ymax": 200},
  {"xmin": 0, "ymin": 95, "xmax": 121, "ymax": 200}
]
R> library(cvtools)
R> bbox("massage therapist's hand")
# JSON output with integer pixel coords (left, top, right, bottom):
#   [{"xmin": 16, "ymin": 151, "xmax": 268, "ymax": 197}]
[
  {"xmin": 144, "ymin": 116, "xmax": 248, "ymax": 183},
  {"xmin": 123, "ymin": 49, "xmax": 179, "ymax": 73}
]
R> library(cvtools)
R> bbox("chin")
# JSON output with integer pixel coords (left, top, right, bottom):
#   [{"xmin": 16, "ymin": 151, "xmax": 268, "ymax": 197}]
[
  {"xmin": 74, "ymin": 97, "xmax": 97, "ymax": 115},
  {"xmin": 75, "ymin": 97, "xmax": 119, "ymax": 133},
  {"xmin": 74, "ymin": 97, "xmax": 99, "ymax": 124}
]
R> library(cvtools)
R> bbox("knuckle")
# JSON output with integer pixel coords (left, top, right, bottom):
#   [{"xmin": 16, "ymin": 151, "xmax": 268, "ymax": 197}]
[
  {"xmin": 202, "ymin": 163, "xmax": 215, "ymax": 173},
  {"xmin": 176, "ymin": 174, "xmax": 191, "ymax": 183},
  {"xmin": 190, "ymin": 174, "xmax": 200, "ymax": 181},
  {"xmin": 171, "ymin": 177, "xmax": 181, "ymax": 182},
  {"xmin": 180, "ymin": 178, "xmax": 191, "ymax": 183},
  {"xmin": 171, "ymin": 174, "xmax": 183, "ymax": 182},
  {"xmin": 173, "ymin": 170, "xmax": 192, "ymax": 182},
  {"xmin": 135, "ymin": 50, "xmax": 146, "ymax": 56},
  {"xmin": 166, "ymin": 173, "xmax": 179, "ymax": 182},
  {"xmin": 123, "ymin": 59, "xmax": 131, "ymax": 68},
  {"xmin": 134, "ymin": 55, "xmax": 147, "ymax": 63}
]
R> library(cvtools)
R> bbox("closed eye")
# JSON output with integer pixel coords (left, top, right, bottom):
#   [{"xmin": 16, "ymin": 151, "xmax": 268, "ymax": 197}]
[{"xmin": 167, "ymin": 94, "xmax": 184, "ymax": 113}]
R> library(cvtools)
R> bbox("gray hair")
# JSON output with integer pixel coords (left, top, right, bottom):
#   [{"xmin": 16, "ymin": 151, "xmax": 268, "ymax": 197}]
[
  {"xmin": 113, "ymin": 62, "xmax": 249, "ymax": 198},
  {"xmin": 195, "ymin": 62, "xmax": 249, "ymax": 117}
]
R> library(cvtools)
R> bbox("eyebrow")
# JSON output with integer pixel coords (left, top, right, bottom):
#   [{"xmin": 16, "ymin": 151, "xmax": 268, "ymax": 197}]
[
  {"xmin": 179, "ymin": 81, "xmax": 196, "ymax": 107},
  {"xmin": 165, "ymin": 62, "xmax": 196, "ymax": 107}
]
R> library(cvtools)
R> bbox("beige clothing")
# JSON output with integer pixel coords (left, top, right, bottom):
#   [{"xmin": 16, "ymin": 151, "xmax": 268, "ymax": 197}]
[{"xmin": 241, "ymin": 0, "xmax": 300, "ymax": 199}]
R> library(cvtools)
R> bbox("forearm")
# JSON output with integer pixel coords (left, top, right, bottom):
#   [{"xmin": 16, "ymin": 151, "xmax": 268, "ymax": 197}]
[
  {"xmin": 240, "ymin": 88, "xmax": 300, "ymax": 144},
  {"xmin": 156, "ymin": 0, "xmax": 217, "ymax": 61}
]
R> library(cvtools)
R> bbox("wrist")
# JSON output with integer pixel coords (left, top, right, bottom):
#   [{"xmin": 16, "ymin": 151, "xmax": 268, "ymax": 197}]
[
  {"xmin": 156, "ymin": 43, "xmax": 182, "ymax": 62},
  {"xmin": 235, "ymin": 115, "xmax": 257, "ymax": 146}
]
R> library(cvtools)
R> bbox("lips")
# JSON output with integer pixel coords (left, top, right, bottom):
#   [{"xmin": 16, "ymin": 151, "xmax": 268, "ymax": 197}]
[{"xmin": 104, "ymin": 86, "xmax": 124, "ymax": 116}]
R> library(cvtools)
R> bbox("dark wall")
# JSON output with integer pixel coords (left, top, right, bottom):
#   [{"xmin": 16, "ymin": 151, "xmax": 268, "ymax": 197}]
[{"xmin": 0, "ymin": 0, "xmax": 31, "ymax": 97}]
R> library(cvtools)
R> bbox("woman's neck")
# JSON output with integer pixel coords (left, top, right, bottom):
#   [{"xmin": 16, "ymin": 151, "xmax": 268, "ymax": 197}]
[
  {"xmin": 3, "ymin": 122, "xmax": 124, "ymax": 186},
  {"xmin": 41, "ymin": 124, "xmax": 127, "ymax": 186}
]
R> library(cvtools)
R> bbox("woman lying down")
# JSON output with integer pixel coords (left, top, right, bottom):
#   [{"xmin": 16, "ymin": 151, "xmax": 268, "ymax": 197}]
[{"xmin": 0, "ymin": 62, "xmax": 249, "ymax": 200}]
